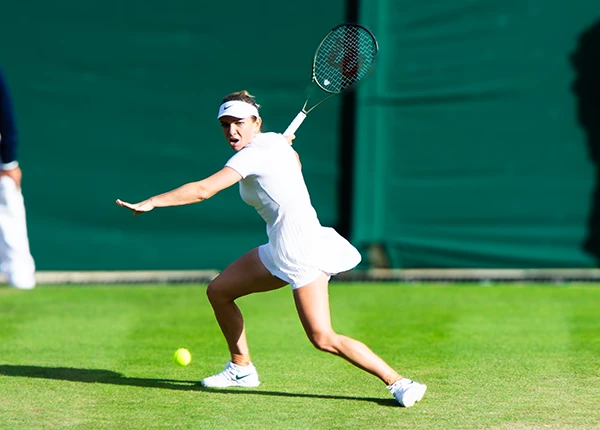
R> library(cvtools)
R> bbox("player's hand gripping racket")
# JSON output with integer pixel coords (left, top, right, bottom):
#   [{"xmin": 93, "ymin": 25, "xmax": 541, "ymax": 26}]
[{"xmin": 283, "ymin": 23, "xmax": 379, "ymax": 136}]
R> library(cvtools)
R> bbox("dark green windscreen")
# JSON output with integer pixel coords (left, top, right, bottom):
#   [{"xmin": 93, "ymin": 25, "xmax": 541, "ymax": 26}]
[
  {"xmin": 1, "ymin": 1, "xmax": 345, "ymax": 269},
  {"xmin": 353, "ymin": 1, "xmax": 600, "ymax": 268},
  {"xmin": 4, "ymin": 1, "xmax": 600, "ymax": 271}
]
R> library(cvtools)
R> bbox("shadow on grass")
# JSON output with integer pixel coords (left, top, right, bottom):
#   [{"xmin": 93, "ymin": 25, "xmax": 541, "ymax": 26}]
[{"xmin": 0, "ymin": 364, "xmax": 397, "ymax": 407}]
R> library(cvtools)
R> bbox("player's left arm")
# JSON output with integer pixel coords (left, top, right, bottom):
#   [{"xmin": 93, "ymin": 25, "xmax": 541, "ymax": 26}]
[{"xmin": 116, "ymin": 167, "xmax": 242, "ymax": 215}]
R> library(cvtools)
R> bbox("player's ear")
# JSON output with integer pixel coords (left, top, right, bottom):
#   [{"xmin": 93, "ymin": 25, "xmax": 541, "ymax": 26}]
[{"xmin": 254, "ymin": 116, "xmax": 262, "ymax": 132}]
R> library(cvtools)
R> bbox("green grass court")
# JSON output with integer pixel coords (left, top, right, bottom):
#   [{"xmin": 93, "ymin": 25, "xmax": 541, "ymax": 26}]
[{"xmin": 1, "ymin": 283, "xmax": 598, "ymax": 429}]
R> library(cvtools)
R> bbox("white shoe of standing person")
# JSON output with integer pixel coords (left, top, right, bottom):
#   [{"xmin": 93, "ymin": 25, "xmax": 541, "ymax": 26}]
[
  {"xmin": 388, "ymin": 378, "xmax": 427, "ymax": 407},
  {"xmin": 200, "ymin": 361, "xmax": 260, "ymax": 388},
  {"xmin": 8, "ymin": 272, "xmax": 35, "ymax": 290}
]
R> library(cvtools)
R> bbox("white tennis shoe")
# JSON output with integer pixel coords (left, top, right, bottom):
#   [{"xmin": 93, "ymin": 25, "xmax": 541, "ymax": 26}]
[
  {"xmin": 388, "ymin": 378, "xmax": 427, "ymax": 407},
  {"xmin": 7, "ymin": 272, "xmax": 35, "ymax": 290},
  {"xmin": 200, "ymin": 361, "xmax": 260, "ymax": 388}
]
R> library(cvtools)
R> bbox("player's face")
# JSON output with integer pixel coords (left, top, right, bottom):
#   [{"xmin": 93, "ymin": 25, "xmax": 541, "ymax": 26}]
[{"xmin": 219, "ymin": 116, "xmax": 261, "ymax": 151}]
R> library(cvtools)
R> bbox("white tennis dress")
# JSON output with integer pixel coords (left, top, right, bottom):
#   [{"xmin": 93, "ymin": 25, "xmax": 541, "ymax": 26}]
[{"xmin": 225, "ymin": 132, "xmax": 361, "ymax": 289}]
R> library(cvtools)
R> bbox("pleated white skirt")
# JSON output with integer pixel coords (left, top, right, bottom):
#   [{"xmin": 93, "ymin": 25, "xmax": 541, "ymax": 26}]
[{"xmin": 258, "ymin": 221, "xmax": 362, "ymax": 289}]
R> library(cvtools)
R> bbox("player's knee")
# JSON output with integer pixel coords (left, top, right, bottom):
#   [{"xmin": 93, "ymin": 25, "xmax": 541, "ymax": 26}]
[
  {"xmin": 206, "ymin": 278, "xmax": 239, "ymax": 305},
  {"xmin": 206, "ymin": 280, "xmax": 224, "ymax": 304},
  {"xmin": 307, "ymin": 331, "xmax": 338, "ymax": 354}
]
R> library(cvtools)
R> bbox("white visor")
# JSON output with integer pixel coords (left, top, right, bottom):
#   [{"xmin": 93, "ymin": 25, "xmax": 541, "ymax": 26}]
[{"xmin": 217, "ymin": 100, "xmax": 260, "ymax": 120}]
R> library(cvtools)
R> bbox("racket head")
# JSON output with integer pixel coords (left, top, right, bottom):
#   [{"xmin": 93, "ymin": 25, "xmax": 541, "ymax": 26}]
[{"xmin": 312, "ymin": 23, "xmax": 379, "ymax": 94}]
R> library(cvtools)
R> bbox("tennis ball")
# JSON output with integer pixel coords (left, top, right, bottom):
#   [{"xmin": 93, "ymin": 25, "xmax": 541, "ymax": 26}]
[{"xmin": 173, "ymin": 348, "xmax": 192, "ymax": 366}]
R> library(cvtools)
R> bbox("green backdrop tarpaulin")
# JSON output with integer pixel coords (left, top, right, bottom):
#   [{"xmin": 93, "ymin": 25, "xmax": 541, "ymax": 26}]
[
  {"xmin": 1, "ymin": 1, "xmax": 345, "ymax": 270},
  {"xmin": 3, "ymin": 1, "xmax": 600, "ymax": 271},
  {"xmin": 353, "ymin": 1, "xmax": 600, "ymax": 268}
]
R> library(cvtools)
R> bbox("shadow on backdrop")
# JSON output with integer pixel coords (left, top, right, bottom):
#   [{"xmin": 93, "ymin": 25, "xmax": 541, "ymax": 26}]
[
  {"xmin": 572, "ymin": 19, "xmax": 600, "ymax": 265},
  {"xmin": 0, "ymin": 364, "xmax": 396, "ymax": 406}
]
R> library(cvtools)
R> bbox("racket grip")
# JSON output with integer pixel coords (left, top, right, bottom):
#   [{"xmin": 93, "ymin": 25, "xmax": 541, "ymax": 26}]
[{"xmin": 283, "ymin": 112, "xmax": 307, "ymax": 136}]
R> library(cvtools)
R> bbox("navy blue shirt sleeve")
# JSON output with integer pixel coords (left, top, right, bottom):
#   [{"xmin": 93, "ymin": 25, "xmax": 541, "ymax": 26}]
[{"xmin": 0, "ymin": 67, "xmax": 18, "ymax": 164}]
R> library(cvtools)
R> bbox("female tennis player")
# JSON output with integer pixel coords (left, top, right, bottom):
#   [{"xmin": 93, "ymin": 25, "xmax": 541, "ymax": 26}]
[{"xmin": 116, "ymin": 90, "xmax": 426, "ymax": 407}]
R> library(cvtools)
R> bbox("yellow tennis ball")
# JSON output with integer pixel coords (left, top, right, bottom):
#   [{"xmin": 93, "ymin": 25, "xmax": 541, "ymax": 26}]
[{"xmin": 173, "ymin": 348, "xmax": 192, "ymax": 366}]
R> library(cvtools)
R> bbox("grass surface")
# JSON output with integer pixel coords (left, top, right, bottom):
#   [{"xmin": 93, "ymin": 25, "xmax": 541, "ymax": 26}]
[{"xmin": 0, "ymin": 283, "xmax": 598, "ymax": 429}]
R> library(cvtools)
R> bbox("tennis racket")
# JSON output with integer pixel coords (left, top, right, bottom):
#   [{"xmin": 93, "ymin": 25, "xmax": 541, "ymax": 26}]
[{"xmin": 283, "ymin": 23, "xmax": 379, "ymax": 136}]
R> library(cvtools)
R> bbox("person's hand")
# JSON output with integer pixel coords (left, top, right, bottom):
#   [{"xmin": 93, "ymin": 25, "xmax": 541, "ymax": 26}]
[
  {"xmin": 116, "ymin": 198, "xmax": 154, "ymax": 215},
  {"xmin": 283, "ymin": 134, "xmax": 296, "ymax": 145},
  {"xmin": 0, "ymin": 166, "xmax": 22, "ymax": 189}
]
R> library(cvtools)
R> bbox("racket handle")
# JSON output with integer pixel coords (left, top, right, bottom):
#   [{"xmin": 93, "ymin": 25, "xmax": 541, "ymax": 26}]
[{"xmin": 283, "ymin": 112, "xmax": 307, "ymax": 136}]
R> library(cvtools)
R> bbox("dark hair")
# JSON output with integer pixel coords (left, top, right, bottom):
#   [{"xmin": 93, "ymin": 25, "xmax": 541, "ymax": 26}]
[{"xmin": 221, "ymin": 90, "xmax": 260, "ymax": 109}]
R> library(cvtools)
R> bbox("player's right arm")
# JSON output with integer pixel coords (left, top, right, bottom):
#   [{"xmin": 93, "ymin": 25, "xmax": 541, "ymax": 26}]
[
  {"xmin": 116, "ymin": 167, "xmax": 242, "ymax": 215},
  {"xmin": 282, "ymin": 134, "xmax": 301, "ymax": 169},
  {"xmin": 293, "ymin": 149, "xmax": 302, "ymax": 169}
]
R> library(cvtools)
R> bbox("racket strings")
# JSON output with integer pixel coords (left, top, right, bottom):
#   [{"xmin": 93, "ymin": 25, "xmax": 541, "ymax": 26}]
[{"xmin": 314, "ymin": 25, "xmax": 377, "ymax": 93}]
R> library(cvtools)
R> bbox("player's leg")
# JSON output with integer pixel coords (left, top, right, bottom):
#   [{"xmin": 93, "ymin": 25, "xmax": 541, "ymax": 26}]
[
  {"xmin": 206, "ymin": 247, "xmax": 286, "ymax": 363},
  {"xmin": 293, "ymin": 273, "xmax": 426, "ymax": 406},
  {"xmin": 202, "ymin": 247, "xmax": 286, "ymax": 388},
  {"xmin": 0, "ymin": 175, "xmax": 35, "ymax": 290},
  {"xmin": 293, "ymin": 272, "xmax": 400, "ymax": 383}
]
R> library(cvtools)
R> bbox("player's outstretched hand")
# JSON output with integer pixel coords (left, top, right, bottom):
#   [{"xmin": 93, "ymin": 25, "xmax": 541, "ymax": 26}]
[{"xmin": 116, "ymin": 198, "xmax": 154, "ymax": 216}]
